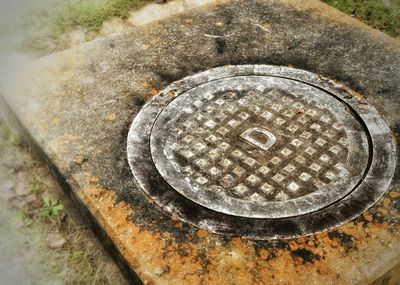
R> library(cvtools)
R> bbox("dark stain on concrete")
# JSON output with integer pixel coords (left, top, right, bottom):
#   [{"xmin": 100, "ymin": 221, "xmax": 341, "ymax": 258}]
[
  {"xmin": 254, "ymin": 240, "xmax": 287, "ymax": 260},
  {"xmin": 328, "ymin": 231, "xmax": 355, "ymax": 251},
  {"xmin": 391, "ymin": 200, "xmax": 400, "ymax": 212},
  {"xmin": 214, "ymin": 37, "xmax": 226, "ymax": 54},
  {"xmin": 290, "ymin": 248, "xmax": 321, "ymax": 263},
  {"xmin": 131, "ymin": 96, "xmax": 147, "ymax": 109}
]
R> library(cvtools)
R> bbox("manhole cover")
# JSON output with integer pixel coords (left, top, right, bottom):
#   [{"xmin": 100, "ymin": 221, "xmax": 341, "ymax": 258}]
[
  {"xmin": 128, "ymin": 65, "xmax": 396, "ymax": 239},
  {"xmin": 151, "ymin": 77, "xmax": 368, "ymax": 218}
]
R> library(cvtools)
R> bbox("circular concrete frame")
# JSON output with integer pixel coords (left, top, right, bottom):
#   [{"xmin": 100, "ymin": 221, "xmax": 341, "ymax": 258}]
[{"xmin": 127, "ymin": 65, "xmax": 396, "ymax": 239}]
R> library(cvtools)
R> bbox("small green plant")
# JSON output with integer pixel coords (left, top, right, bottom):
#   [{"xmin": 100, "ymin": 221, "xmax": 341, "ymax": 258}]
[
  {"xmin": 30, "ymin": 182, "xmax": 42, "ymax": 193},
  {"xmin": 29, "ymin": 171, "xmax": 43, "ymax": 193},
  {"xmin": 39, "ymin": 196, "xmax": 64, "ymax": 219},
  {"xmin": 15, "ymin": 209, "xmax": 34, "ymax": 226},
  {"xmin": 0, "ymin": 122, "xmax": 21, "ymax": 146}
]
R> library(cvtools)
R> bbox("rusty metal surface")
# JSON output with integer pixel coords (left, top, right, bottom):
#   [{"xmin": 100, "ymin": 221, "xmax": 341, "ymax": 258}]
[{"xmin": 128, "ymin": 65, "xmax": 396, "ymax": 238}]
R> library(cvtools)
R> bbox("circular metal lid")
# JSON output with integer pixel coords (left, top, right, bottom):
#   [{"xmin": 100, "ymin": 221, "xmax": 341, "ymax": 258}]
[
  {"xmin": 127, "ymin": 65, "xmax": 396, "ymax": 239},
  {"xmin": 150, "ymin": 76, "xmax": 368, "ymax": 218}
]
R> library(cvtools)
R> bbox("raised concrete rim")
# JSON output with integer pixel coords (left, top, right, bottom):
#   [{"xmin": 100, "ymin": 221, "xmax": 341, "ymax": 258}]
[{"xmin": 127, "ymin": 65, "xmax": 397, "ymax": 239}]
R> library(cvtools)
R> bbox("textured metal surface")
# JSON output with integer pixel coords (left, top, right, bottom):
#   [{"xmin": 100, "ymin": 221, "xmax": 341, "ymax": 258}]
[
  {"xmin": 151, "ymin": 76, "xmax": 368, "ymax": 218},
  {"xmin": 127, "ymin": 65, "xmax": 396, "ymax": 239}
]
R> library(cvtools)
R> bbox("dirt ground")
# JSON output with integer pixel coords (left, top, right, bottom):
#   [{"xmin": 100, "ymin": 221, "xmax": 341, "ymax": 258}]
[{"xmin": 0, "ymin": 121, "xmax": 129, "ymax": 284}]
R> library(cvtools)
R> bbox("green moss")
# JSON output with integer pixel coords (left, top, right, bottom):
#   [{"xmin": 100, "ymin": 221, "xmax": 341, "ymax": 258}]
[
  {"xmin": 56, "ymin": 0, "xmax": 143, "ymax": 32},
  {"xmin": 322, "ymin": 0, "xmax": 400, "ymax": 36}
]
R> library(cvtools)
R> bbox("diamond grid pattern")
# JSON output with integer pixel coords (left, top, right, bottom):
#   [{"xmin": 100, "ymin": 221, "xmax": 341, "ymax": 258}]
[{"xmin": 173, "ymin": 89, "xmax": 349, "ymax": 202}]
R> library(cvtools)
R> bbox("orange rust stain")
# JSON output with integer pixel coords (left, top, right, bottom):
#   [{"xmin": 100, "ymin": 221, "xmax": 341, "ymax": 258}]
[
  {"xmin": 371, "ymin": 223, "xmax": 389, "ymax": 230},
  {"xmin": 389, "ymin": 191, "xmax": 400, "ymax": 199},
  {"xmin": 88, "ymin": 176, "xmax": 99, "ymax": 184},
  {"xmin": 382, "ymin": 198, "xmax": 392, "ymax": 208},
  {"xmin": 328, "ymin": 238, "xmax": 340, "ymax": 248},
  {"xmin": 229, "ymin": 237, "xmax": 242, "ymax": 247},
  {"xmin": 207, "ymin": 263, "xmax": 214, "ymax": 271},
  {"xmin": 175, "ymin": 223, "xmax": 183, "ymax": 229},
  {"xmin": 142, "ymin": 81, "xmax": 152, "ymax": 87},
  {"xmin": 197, "ymin": 229, "xmax": 208, "ymax": 238},
  {"xmin": 185, "ymin": 18, "xmax": 193, "ymax": 24},
  {"xmin": 350, "ymin": 91, "xmax": 365, "ymax": 99},
  {"xmin": 288, "ymin": 240, "xmax": 299, "ymax": 251},
  {"xmin": 259, "ymin": 249, "xmax": 269, "ymax": 259},
  {"xmin": 74, "ymin": 177, "xmax": 399, "ymax": 285},
  {"xmin": 149, "ymin": 89, "xmax": 159, "ymax": 96},
  {"xmin": 364, "ymin": 212, "xmax": 373, "ymax": 222},
  {"xmin": 378, "ymin": 208, "xmax": 389, "ymax": 216},
  {"xmin": 80, "ymin": 187, "xmax": 204, "ymax": 284}
]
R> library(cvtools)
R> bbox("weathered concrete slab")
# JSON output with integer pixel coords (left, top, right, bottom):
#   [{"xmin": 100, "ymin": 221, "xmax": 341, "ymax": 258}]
[{"xmin": 1, "ymin": 0, "xmax": 399, "ymax": 284}]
